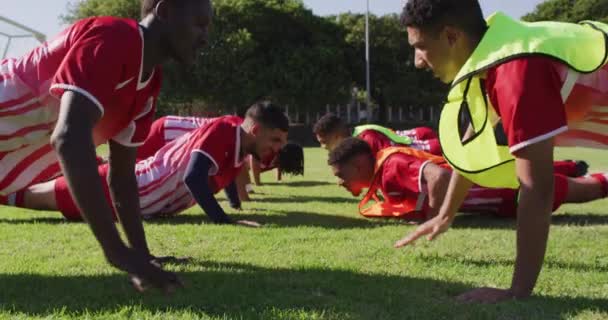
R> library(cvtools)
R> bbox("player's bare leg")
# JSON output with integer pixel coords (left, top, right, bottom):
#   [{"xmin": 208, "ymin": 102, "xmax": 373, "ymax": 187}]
[
  {"xmin": 0, "ymin": 180, "xmax": 59, "ymax": 212},
  {"xmin": 22, "ymin": 180, "xmax": 59, "ymax": 211},
  {"xmin": 564, "ymin": 174, "xmax": 608, "ymax": 203}
]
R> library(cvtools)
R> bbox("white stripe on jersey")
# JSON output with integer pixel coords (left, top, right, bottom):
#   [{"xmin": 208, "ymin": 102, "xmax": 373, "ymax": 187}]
[
  {"xmin": 163, "ymin": 116, "xmax": 215, "ymax": 143},
  {"xmin": 0, "ymin": 105, "xmax": 59, "ymax": 152},
  {"xmin": 158, "ymin": 191, "xmax": 194, "ymax": 215},
  {"xmin": 134, "ymin": 123, "xmax": 240, "ymax": 216},
  {"xmin": 0, "ymin": 141, "xmax": 57, "ymax": 195},
  {"xmin": 0, "ymin": 71, "xmax": 34, "ymax": 106}
]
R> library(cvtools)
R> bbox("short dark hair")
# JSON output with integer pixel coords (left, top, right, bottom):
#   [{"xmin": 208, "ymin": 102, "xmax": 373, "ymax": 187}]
[
  {"xmin": 401, "ymin": 0, "xmax": 487, "ymax": 37},
  {"xmin": 313, "ymin": 113, "xmax": 347, "ymax": 137},
  {"xmin": 277, "ymin": 142, "xmax": 304, "ymax": 176},
  {"xmin": 141, "ymin": 0, "xmax": 204, "ymax": 18},
  {"xmin": 328, "ymin": 138, "xmax": 373, "ymax": 167},
  {"xmin": 246, "ymin": 101, "xmax": 290, "ymax": 132}
]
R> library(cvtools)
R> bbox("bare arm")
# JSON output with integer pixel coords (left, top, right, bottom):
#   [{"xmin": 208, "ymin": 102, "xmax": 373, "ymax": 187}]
[
  {"xmin": 51, "ymin": 91, "xmax": 180, "ymax": 292},
  {"xmin": 107, "ymin": 141, "xmax": 149, "ymax": 255},
  {"xmin": 456, "ymin": 138, "xmax": 555, "ymax": 304},
  {"xmin": 394, "ymin": 169, "xmax": 474, "ymax": 247},
  {"xmin": 420, "ymin": 162, "xmax": 451, "ymax": 219},
  {"xmin": 510, "ymin": 139, "xmax": 554, "ymax": 298},
  {"xmin": 436, "ymin": 171, "xmax": 474, "ymax": 221},
  {"xmin": 51, "ymin": 91, "xmax": 127, "ymax": 264},
  {"xmin": 395, "ymin": 125, "xmax": 476, "ymax": 247}
]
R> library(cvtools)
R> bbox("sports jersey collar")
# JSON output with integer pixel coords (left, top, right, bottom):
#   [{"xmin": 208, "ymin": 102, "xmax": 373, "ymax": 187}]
[{"xmin": 137, "ymin": 25, "xmax": 155, "ymax": 91}]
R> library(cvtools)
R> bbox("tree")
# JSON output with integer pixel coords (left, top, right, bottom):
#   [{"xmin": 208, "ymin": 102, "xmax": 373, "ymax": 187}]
[
  {"xmin": 523, "ymin": 0, "xmax": 608, "ymax": 22},
  {"xmin": 336, "ymin": 13, "xmax": 447, "ymax": 124},
  {"xmin": 63, "ymin": 0, "xmax": 140, "ymax": 21},
  {"xmin": 63, "ymin": 0, "xmax": 352, "ymax": 114}
]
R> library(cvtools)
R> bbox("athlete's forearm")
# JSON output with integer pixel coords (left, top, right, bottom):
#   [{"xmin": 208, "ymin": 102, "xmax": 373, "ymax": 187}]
[
  {"xmin": 510, "ymin": 140, "xmax": 555, "ymax": 298},
  {"xmin": 185, "ymin": 152, "xmax": 232, "ymax": 224},
  {"xmin": 224, "ymin": 181, "xmax": 241, "ymax": 209},
  {"xmin": 436, "ymin": 171, "xmax": 474, "ymax": 219},
  {"xmin": 511, "ymin": 184, "xmax": 552, "ymax": 297},
  {"xmin": 52, "ymin": 91, "xmax": 127, "ymax": 264},
  {"xmin": 108, "ymin": 141, "xmax": 149, "ymax": 255}
]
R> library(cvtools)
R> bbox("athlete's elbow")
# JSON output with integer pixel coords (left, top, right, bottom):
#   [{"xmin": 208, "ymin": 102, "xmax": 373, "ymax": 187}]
[
  {"xmin": 183, "ymin": 171, "xmax": 205, "ymax": 191},
  {"xmin": 50, "ymin": 128, "xmax": 85, "ymax": 156},
  {"xmin": 436, "ymin": 169, "xmax": 451, "ymax": 187}
]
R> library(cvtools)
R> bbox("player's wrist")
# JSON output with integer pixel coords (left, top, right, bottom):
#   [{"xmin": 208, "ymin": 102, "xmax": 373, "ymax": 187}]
[
  {"xmin": 509, "ymin": 284, "xmax": 533, "ymax": 299},
  {"xmin": 103, "ymin": 243, "xmax": 131, "ymax": 269}
]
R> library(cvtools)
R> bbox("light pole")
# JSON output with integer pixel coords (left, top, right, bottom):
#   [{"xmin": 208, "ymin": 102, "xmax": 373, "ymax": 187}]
[{"xmin": 364, "ymin": 0, "xmax": 372, "ymax": 123}]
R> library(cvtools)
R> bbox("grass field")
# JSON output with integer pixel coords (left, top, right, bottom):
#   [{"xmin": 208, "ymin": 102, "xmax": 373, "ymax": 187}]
[{"xmin": 0, "ymin": 147, "xmax": 607, "ymax": 319}]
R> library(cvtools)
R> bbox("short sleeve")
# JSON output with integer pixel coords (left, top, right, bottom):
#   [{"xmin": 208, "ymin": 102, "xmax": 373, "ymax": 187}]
[
  {"xmin": 381, "ymin": 154, "xmax": 425, "ymax": 202},
  {"xmin": 192, "ymin": 121, "xmax": 237, "ymax": 176},
  {"xmin": 49, "ymin": 20, "xmax": 137, "ymax": 115},
  {"xmin": 486, "ymin": 56, "xmax": 568, "ymax": 154},
  {"xmin": 358, "ymin": 130, "xmax": 393, "ymax": 156}
]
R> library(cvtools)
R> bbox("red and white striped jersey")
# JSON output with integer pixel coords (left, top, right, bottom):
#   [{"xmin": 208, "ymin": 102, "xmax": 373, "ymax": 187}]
[
  {"xmin": 135, "ymin": 116, "xmax": 246, "ymax": 216},
  {"xmin": 163, "ymin": 116, "xmax": 218, "ymax": 142},
  {"xmin": 395, "ymin": 127, "xmax": 441, "ymax": 155},
  {"xmin": 485, "ymin": 57, "xmax": 608, "ymax": 153},
  {"xmin": 0, "ymin": 17, "xmax": 160, "ymax": 195},
  {"xmin": 136, "ymin": 115, "xmax": 242, "ymax": 159}
]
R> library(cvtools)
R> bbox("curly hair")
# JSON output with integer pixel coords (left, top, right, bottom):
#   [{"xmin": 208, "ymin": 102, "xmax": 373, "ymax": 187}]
[
  {"xmin": 312, "ymin": 113, "xmax": 348, "ymax": 137},
  {"xmin": 401, "ymin": 0, "xmax": 486, "ymax": 37},
  {"xmin": 328, "ymin": 138, "xmax": 373, "ymax": 167},
  {"xmin": 277, "ymin": 142, "xmax": 304, "ymax": 176}
]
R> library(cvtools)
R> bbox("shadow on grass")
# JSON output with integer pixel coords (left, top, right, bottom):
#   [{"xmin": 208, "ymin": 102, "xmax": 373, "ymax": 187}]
[
  {"xmin": 256, "ymin": 195, "xmax": 356, "ymax": 204},
  {"xmin": 417, "ymin": 253, "xmax": 608, "ymax": 273},
  {"xmin": 0, "ymin": 261, "xmax": 605, "ymax": 319},
  {"xmin": 1, "ymin": 212, "xmax": 606, "ymax": 231},
  {"xmin": 0, "ymin": 217, "xmax": 68, "ymax": 225},
  {"xmin": 143, "ymin": 210, "xmax": 383, "ymax": 229},
  {"xmin": 451, "ymin": 213, "xmax": 608, "ymax": 230},
  {"xmin": 259, "ymin": 180, "xmax": 334, "ymax": 187}
]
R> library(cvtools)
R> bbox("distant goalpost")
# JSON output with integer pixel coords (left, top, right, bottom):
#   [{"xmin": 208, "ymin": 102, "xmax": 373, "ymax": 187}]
[{"xmin": 0, "ymin": 15, "xmax": 46, "ymax": 59}]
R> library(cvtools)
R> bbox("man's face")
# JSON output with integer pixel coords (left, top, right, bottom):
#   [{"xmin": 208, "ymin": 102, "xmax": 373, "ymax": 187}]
[
  {"xmin": 316, "ymin": 133, "xmax": 342, "ymax": 151},
  {"xmin": 407, "ymin": 25, "xmax": 461, "ymax": 83},
  {"xmin": 165, "ymin": 0, "xmax": 212, "ymax": 66},
  {"xmin": 252, "ymin": 125, "xmax": 288, "ymax": 161},
  {"xmin": 331, "ymin": 159, "xmax": 371, "ymax": 197}
]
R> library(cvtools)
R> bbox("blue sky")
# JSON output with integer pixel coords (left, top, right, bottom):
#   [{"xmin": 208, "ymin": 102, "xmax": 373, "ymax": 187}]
[{"xmin": 1, "ymin": 0, "xmax": 544, "ymax": 57}]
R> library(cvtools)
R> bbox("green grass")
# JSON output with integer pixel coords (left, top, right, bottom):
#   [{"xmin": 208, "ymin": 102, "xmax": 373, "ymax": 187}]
[{"xmin": 1, "ymin": 147, "xmax": 607, "ymax": 319}]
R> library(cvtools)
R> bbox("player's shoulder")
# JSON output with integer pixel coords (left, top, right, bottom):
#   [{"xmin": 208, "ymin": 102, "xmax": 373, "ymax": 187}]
[
  {"xmin": 68, "ymin": 16, "xmax": 140, "ymax": 45},
  {"xmin": 219, "ymin": 115, "xmax": 244, "ymax": 125},
  {"xmin": 488, "ymin": 56, "xmax": 561, "ymax": 78},
  {"xmin": 383, "ymin": 151, "xmax": 422, "ymax": 168},
  {"xmin": 360, "ymin": 129, "xmax": 383, "ymax": 137},
  {"xmin": 198, "ymin": 116, "xmax": 240, "ymax": 136},
  {"xmin": 359, "ymin": 129, "xmax": 387, "ymax": 142},
  {"xmin": 211, "ymin": 115, "xmax": 243, "ymax": 127}
]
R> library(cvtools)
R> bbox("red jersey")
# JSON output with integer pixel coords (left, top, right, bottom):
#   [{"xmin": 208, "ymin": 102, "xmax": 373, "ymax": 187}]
[
  {"xmin": 136, "ymin": 115, "xmax": 232, "ymax": 159},
  {"xmin": 0, "ymin": 17, "xmax": 160, "ymax": 194},
  {"xmin": 486, "ymin": 56, "xmax": 608, "ymax": 153},
  {"xmin": 55, "ymin": 116, "xmax": 247, "ymax": 218},
  {"xmin": 135, "ymin": 116, "xmax": 246, "ymax": 215},
  {"xmin": 358, "ymin": 128, "xmax": 441, "ymax": 157}
]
